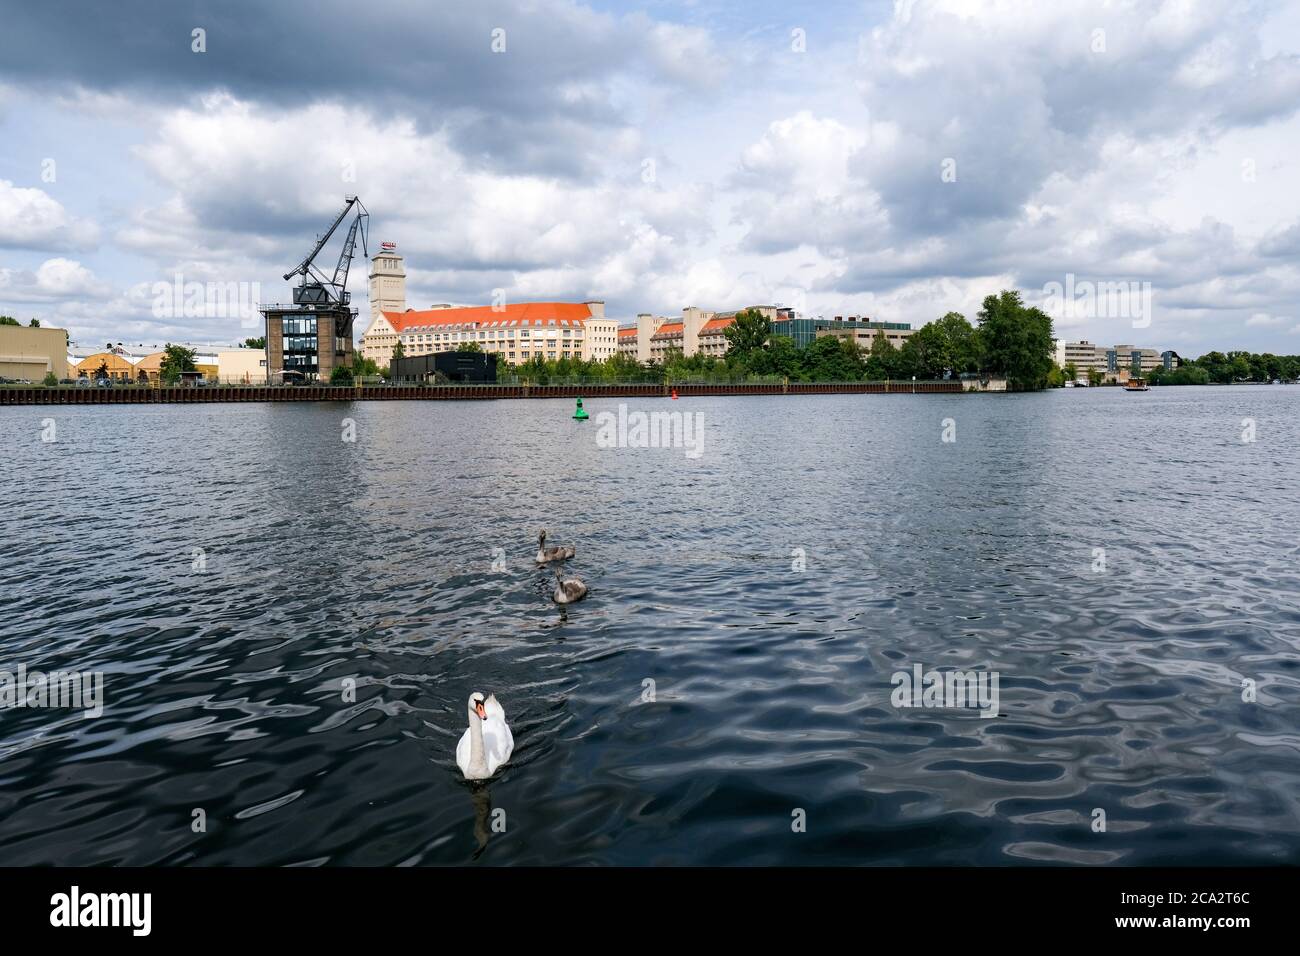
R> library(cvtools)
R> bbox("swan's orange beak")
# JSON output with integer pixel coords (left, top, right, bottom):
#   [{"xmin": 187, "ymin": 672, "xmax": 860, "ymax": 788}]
[{"xmin": 475, "ymin": 701, "xmax": 487, "ymax": 720}]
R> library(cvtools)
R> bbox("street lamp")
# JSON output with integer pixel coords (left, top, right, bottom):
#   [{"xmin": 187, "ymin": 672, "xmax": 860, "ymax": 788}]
[{"xmin": 912, "ymin": 374, "xmax": 916, "ymax": 394}]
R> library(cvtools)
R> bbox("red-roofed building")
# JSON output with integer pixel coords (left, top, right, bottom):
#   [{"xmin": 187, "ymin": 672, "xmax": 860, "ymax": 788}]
[
  {"xmin": 616, "ymin": 325, "xmax": 640, "ymax": 358},
  {"xmin": 627, "ymin": 305, "xmax": 794, "ymax": 363},
  {"xmin": 698, "ymin": 315, "xmax": 736, "ymax": 357},
  {"xmin": 361, "ymin": 299, "xmax": 617, "ymax": 366}
]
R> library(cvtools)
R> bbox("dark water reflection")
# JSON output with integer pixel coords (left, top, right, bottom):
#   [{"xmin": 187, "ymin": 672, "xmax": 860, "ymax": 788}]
[{"xmin": 1, "ymin": 387, "xmax": 1298, "ymax": 864}]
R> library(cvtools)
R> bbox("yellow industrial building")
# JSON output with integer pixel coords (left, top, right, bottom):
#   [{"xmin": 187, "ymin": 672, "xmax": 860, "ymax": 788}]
[{"xmin": 0, "ymin": 325, "xmax": 69, "ymax": 381}]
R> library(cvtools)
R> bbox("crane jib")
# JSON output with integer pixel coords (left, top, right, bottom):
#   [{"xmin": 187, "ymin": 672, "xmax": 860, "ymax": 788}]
[{"xmin": 281, "ymin": 197, "xmax": 369, "ymax": 308}]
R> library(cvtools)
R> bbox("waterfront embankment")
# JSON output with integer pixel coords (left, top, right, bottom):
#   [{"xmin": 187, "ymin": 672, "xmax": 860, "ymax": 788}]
[{"xmin": 0, "ymin": 380, "xmax": 962, "ymax": 405}]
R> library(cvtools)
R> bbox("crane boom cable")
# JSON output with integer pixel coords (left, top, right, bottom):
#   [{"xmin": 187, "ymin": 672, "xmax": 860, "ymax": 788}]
[
  {"xmin": 282, "ymin": 196, "xmax": 368, "ymax": 308},
  {"xmin": 282, "ymin": 196, "xmax": 356, "ymax": 282}
]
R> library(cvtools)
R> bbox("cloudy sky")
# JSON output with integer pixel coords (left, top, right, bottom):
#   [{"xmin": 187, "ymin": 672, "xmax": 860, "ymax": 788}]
[{"xmin": 2, "ymin": 0, "xmax": 1299, "ymax": 356}]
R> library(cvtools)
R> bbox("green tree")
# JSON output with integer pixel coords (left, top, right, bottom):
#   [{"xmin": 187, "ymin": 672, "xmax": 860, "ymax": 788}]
[
  {"xmin": 244, "ymin": 336, "xmax": 265, "ymax": 349},
  {"xmin": 330, "ymin": 365, "xmax": 354, "ymax": 384},
  {"xmin": 936, "ymin": 311, "xmax": 981, "ymax": 373},
  {"xmin": 43, "ymin": 371, "xmax": 58, "ymax": 386},
  {"xmin": 0, "ymin": 316, "xmax": 18, "ymax": 326},
  {"xmin": 902, "ymin": 313, "xmax": 980, "ymax": 379},
  {"xmin": 1194, "ymin": 351, "xmax": 1229, "ymax": 383},
  {"xmin": 899, "ymin": 321, "xmax": 962, "ymax": 379},
  {"xmin": 28, "ymin": 318, "xmax": 40, "ymax": 328},
  {"xmin": 1063, "ymin": 362, "xmax": 1078, "ymax": 383},
  {"xmin": 1228, "ymin": 352, "xmax": 1251, "ymax": 382},
  {"xmin": 1149, "ymin": 364, "xmax": 1209, "ymax": 385},
  {"xmin": 391, "ymin": 341, "xmax": 406, "ymax": 362},
  {"xmin": 975, "ymin": 290, "xmax": 1055, "ymax": 390},
  {"xmin": 799, "ymin": 334, "xmax": 863, "ymax": 381},
  {"xmin": 723, "ymin": 308, "xmax": 771, "ymax": 358},
  {"xmin": 742, "ymin": 334, "xmax": 799, "ymax": 378},
  {"xmin": 159, "ymin": 343, "xmax": 198, "ymax": 384},
  {"xmin": 457, "ymin": 341, "xmax": 482, "ymax": 352},
  {"xmin": 864, "ymin": 330, "xmax": 900, "ymax": 379},
  {"xmin": 352, "ymin": 355, "xmax": 379, "ymax": 378}
]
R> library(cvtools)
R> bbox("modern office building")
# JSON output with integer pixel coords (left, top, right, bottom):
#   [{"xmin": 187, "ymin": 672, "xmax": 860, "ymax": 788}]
[
  {"xmin": 1106, "ymin": 345, "xmax": 1162, "ymax": 375},
  {"xmin": 813, "ymin": 322, "xmax": 915, "ymax": 350},
  {"xmin": 775, "ymin": 314, "xmax": 910, "ymax": 348},
  {"xmin": 390, "ymin": 350, "xmax": 498, "ymax": 383},
  {"xmin": 262, "ymin": 306, "xmax": 355, "ymax": 382},
  {"xmin": 0, "ymin": 325, "xmax": 68, "ymax": 380},
  {"xmin": 1057, "ymin": 341, "xmax": 1170, "ymax": 382}
]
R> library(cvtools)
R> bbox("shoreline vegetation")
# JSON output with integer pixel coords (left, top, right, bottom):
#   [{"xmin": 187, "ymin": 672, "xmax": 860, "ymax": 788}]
[
  {"xmin": 1144, "ymin": 351, "xmax": 1300, "ymax": 386},
  {"xmin": 455, "ymin": 289, "xmax": 1057, "ymax": 391}
]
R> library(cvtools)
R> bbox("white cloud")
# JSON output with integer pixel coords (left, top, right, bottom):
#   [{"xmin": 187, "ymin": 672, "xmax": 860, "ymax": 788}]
[
  {"xmin": 0, "ymin": 180, "xmax": 99, "ymax": 251},
  {"xmin": 0, "ymin": 257, "xmax": 112, "ymax": 305},
  {"xmin": 116, "ymin": 95, "xmax": 719, "ymax": 322}
]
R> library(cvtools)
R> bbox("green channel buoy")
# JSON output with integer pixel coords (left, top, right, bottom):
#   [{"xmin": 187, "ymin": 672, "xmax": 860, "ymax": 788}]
[{"xmin": 573, "ymin": 396, "xmax": 589, "ymax": 420}]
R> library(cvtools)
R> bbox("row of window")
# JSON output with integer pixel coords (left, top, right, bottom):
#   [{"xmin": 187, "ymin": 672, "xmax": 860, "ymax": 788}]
[
  {"xmin": 399, "ymin": 346, "xmax": 576, "ymax": 360},
  {"xmin": 280, "ymin": 317, "xmax": 317, "ymax": 335},
  {"xmin": 283, "ymin": 335, "xmax": 318, "ymax": 353},
  {"xmin": 400, "ymin": 328, "xmax": 581, "ymax": 344}
]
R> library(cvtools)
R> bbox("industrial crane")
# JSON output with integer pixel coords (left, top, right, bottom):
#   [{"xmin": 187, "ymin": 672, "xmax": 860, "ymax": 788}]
[{"xmin": 282, "ymin": 196, "xmax": 369, "ymax": 307}]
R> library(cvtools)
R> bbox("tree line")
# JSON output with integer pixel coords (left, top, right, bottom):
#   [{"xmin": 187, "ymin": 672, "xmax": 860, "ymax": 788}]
[
  {"xmin": 1159, "ymin": 350, "xmax": 1300, "ymax": 385},
  {"xmin": 471, "ymin": 289, "xmax": 1058, "ymax": 390}
]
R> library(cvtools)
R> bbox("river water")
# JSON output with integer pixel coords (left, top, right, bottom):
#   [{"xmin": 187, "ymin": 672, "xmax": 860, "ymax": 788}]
[{"xmin": 1, "ymin": 386, "xmax": 1298, "ymax": 864}]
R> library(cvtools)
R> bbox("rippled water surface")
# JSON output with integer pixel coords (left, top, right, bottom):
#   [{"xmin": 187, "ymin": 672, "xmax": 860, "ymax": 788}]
[{"xmin": 2, "ymin": 387, "xmax": 1299, "ymax": 865}]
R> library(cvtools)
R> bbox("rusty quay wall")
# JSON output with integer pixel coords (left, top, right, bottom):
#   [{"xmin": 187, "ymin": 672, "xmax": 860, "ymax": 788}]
[{"xmin": 0, "ymin": 380, "xmax": 962, "ymax": 405}]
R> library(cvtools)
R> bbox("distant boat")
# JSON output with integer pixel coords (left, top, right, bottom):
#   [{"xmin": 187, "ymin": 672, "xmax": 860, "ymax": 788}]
[
  {"xmin": 1063, "ymin": 380, "xmax": 1075, "ymax": 388},
  {"xmin": 1124, "ymin": 377, "xmax": 1150, "ymax": 392}
]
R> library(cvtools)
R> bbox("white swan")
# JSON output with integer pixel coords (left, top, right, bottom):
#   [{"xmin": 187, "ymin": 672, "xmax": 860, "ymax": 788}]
[{"xmin": 456, "ymin": 692, "xmax": 514, "ymax": 780}]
